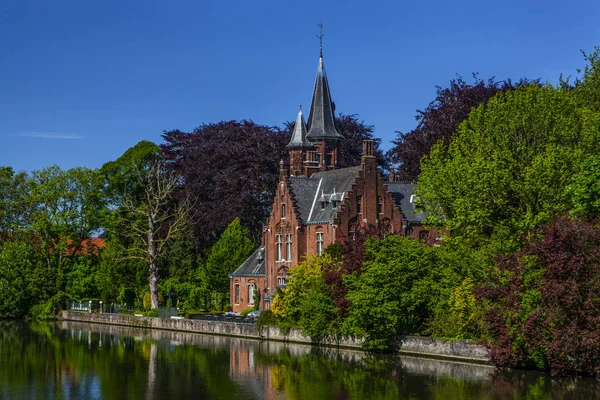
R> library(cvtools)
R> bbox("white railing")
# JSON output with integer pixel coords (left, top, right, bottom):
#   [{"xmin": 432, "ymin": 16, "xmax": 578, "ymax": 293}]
[{"xmin": 69, "ymin": 301, "xmax": 93, "ymax": 312}]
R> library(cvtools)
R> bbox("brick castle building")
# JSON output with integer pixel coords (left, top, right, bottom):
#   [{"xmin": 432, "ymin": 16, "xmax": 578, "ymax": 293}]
[{"xmin": 229, "ymin": 50, "xmax": 432, "ymax": 312}]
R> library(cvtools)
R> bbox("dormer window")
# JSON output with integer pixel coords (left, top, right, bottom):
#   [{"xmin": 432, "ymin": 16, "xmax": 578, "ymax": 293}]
[{"xmin": 321, "ymin": 201, "xmax": 327, "ymax": 209}]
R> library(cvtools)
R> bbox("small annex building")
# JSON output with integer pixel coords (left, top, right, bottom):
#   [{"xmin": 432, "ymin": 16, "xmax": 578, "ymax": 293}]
[{"xmin": 229, "ymin": 50, "xmax": 434, "ymax": 313}]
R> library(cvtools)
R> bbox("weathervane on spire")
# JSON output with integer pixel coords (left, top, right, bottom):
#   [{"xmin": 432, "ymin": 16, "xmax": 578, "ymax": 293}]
[{"xmin": 317, "ymin": 21, "xmax": 324, "ymax": 57}]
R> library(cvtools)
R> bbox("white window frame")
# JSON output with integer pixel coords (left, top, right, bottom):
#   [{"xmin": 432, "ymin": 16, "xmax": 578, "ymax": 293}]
[
  {"xmin": 248, "ymin": 284, "xmax": 256, "ymax": 305},
  {"xmin": 286, "ymin": 234, "xmax": 292, "ymax": 261},
  {"xmin": 316, "ymin": 232, "xmax": 324, "ymax": 256},
  {"xmin": 234, "ymin": 284, "xmax": 240, "ymax": 303},
  {"xmin": 276, "ymin": 234, "xmax": 283, "ymax": 261}
]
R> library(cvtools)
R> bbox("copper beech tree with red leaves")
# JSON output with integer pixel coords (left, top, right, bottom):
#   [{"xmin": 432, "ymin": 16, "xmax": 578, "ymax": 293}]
[
  {"xmin": 161, "ymin": 121, "xmax": 289, "ymax": 250},
  {"xmin": 477, "ymin": 217, "xmax": 600, "ymax": 376}
]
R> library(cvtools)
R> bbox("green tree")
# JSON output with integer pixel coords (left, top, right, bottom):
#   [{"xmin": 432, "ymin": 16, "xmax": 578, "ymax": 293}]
[
  {"xmin": 0, "ymin": 242, "xmax": 44, "ymax": 318},
  {"xmin": 343, "ymin": 235, "xmax": 439, "ymax": 350},
  {"xmin": 568, "ymin": 46, "xmax": 600, "ymax": 112},
  {"xmin": 28, "ymin": 166, "xmax": 104, "ymax": 273},
  {"xmin": 418, "ymin": 85, "xmax": 600, "ymax": 248},
  {"xmin": 272, "ymin": 254, "xmax": 338, "ymax": 338},
  {"xmin": 0, "ymin": 167, "xmax": 31, "ymax": 238},
  {"xmin": 98, "ymin": 141, "xmax": 162, "ymax": 306},
  {"xmin": 201, "ymin": 217, "xmax": 254, "ymax": 310},
  {"xmin": 566, "ymin": 155, "xmax": 600, "ymax": 218},
  {"xmin": 427, "ymin": 237, "xmax": 492, "ymax": 340}
]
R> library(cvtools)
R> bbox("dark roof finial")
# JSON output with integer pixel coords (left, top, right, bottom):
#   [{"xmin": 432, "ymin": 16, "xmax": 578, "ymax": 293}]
[{"xmin": 317, "ymin": 21, "xmax": 324, "ymax": 57}]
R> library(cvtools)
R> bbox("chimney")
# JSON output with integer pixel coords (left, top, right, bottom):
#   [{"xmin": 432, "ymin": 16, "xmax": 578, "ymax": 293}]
[
  {"xmin": 279, "ymin": 159, "xmax": 288, "ymax": 182},
  {"xmin": 361, "ymin": 139, "xmax": 376, "ymax": 173},
  {"xmin": 362, "ymin": 140, "xmax": 375, "ymax": 159}
]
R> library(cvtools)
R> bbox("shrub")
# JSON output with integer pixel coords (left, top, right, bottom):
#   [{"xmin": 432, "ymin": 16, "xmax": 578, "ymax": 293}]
[
  {"xmin": 256, "ymin": 309, "xmax": 278, "ymax": 327},
  {"xmin": 429, "ymin": 278, "xmax": 486, "ymax": 340},
  {"xmin": 29, "ymin": 292, "xmax": 71, "ymax": 320},
  {"xmin": 240, "ymin": 308, "xmax": 254, "ymax": 317},
  {"xmin": 144, "ymin": 309, "xmax": 159, "ymax": 318},
  {"xmin": 142, "ymin": 292, "xmax": 164, "ymax": 310}
]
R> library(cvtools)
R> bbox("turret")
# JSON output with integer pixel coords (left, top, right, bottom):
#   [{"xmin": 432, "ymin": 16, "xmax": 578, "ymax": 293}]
[
  {"xmin": 286, "ymin": 106, "xmax": 313, "ymax": 176},
  {"xmin": 304, "ymin": 52, "xmax": 342, "ymax": 174}
]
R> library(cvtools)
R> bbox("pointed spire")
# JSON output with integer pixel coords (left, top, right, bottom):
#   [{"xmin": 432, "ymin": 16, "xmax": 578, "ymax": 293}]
[
  {"xmin": 286, "ymin": 106, "xmax": 313, "ymax": 148},
  {"xmin": 306, "ymin": 53, "xmax": 342, "ymax": 141}
]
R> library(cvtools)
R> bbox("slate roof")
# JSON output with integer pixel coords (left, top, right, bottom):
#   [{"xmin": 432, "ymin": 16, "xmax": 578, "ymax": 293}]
[
  {"xmin": 289, "ymin": 166, "xmax": 361, "ymax": 224},
  {"xmin": 386, "ymin": 182, "xmax": 427, "ymax": 223},
  {"xmin": 306, "ymin": 56, "xmax": 342, "ymax": 141},
  {"xmin": 229, "ymin": 248, "xmax": 265, "ymax": 277},
  {"xmin": 286, "ymin": 107, "xmax": 313, "ymax": 149}
]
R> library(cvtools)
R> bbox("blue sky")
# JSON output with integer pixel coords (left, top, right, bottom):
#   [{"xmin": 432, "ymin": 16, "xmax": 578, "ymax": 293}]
[{"xmin": 1, "ymin": 0, "xmax": 599, "ymax": 172}]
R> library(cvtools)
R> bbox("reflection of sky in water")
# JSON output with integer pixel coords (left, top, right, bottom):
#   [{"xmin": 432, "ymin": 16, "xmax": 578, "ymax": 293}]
[
  {"xmin": 60, "ymin": 373, "xmax": 102, "ymax": 400},
  {"xmin": 0, "ymin": 368, "xmax": 101, "ymax": 400},
  {"xmin": 2, "ymin": 320, "xmax": 600, "ymax": 400}
]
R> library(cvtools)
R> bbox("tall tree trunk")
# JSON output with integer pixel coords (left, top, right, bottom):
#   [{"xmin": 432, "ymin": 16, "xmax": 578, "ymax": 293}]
[
  {"xmin": 149, "ymin": 261, "xmax": 159, "ymax": 309},
  {"xmin": 148, "ymin": 216, "xmax": 159, "ymax": 309}
]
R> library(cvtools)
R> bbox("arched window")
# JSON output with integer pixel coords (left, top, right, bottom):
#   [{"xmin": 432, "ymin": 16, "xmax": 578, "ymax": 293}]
[{"xmin": 248, "ymin": 284, "xmax": 256, "ymax": 305}]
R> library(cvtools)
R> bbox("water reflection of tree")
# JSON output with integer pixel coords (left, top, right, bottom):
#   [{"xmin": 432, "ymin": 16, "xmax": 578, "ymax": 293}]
[
  {"xmin": 253, "ymin": 346, "xmax": 600, "ymax": 400},
  {"xmin": 3, "ymin": 321, "xmax": 600, "ymax": 400},
  {"xmin": 0, "ymin": 321, "xmax": 249, "ymax": 400}
]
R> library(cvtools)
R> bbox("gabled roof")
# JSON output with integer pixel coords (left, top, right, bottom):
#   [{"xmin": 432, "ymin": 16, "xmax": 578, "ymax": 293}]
[
  {"xmin": 306, "ymin": 55, "xmax": 342, "ymax": 141},
  {"xmin": 286, "ymin": 107, "xmax": 313, "ymax": 149},
  {"xmin": 386, "ymin": 182, "xmax": 427, "ymax": 223},
  {"xmin": 230, "ymin": 248, "xmax": 265, "ymax": 277},
  {"xmin": 289, "ymin": 166, "xmax": 360, "ymax": 224}
]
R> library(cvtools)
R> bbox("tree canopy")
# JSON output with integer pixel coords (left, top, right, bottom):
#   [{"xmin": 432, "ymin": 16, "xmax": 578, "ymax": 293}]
[
  {"xmin": 388, "ymin": 75, "xmax": 535, "ymax": 181},
  {"xmin": 417, "ymin": 84, "xmax": 600, "ymax": 246},
  {"xmin": 162, "ymin": 121, "xmax": 289, "ymax": 250}
]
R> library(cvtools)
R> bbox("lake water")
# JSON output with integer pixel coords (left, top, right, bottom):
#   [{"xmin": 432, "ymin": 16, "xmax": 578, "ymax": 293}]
[{"xmin": 0, "ymin": 320, "xmax": 598, "ymax": 399}]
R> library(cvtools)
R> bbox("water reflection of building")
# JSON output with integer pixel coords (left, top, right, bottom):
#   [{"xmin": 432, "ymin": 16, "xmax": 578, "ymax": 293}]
[{"xmin": 229, "ymin": 341, "xmax": 284, "ymax": 400}]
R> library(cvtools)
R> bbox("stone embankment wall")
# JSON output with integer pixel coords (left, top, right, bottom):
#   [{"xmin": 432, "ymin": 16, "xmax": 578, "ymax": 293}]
[{"xmin": 60, "ymin": 311, "xmax": 489, "ymax": 364}]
